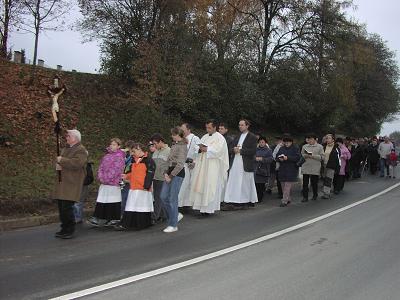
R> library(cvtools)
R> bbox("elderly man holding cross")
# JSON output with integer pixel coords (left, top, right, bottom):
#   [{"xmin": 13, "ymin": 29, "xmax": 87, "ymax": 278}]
[{"xmin": 51, "ymin": 129, "xmax": 88, "ymax": 239}]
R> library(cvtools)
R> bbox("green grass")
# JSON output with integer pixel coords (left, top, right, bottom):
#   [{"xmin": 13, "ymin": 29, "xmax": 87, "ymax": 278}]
[{"xmin": 0, "ymin": 61, "xmax": 304, "ymax": 217}]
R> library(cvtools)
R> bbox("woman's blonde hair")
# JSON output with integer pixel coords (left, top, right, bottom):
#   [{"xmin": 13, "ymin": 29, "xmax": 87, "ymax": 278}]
[{"xmin": 171, "ymin": 127, "xmax": 187, "ymax": 143}]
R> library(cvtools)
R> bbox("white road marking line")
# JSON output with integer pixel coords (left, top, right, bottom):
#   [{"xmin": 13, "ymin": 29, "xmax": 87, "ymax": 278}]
[{"xmin": 50, "ymin": 182, "xmax": 400, "ymax": 300}]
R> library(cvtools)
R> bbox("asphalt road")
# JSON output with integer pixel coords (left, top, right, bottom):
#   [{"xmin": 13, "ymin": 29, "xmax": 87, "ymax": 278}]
[
  {"xmin": 0, "ymin": 174, "xmax": 399, "ymax": 300},
  {"xmin": 86, "ymin": 183, "xmax": 400, "ymax": 300}
]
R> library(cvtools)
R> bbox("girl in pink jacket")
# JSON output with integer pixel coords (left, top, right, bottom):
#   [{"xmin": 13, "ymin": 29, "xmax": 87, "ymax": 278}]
[{"xmin": 88, "ymin": 138, "xmax": 125, "ymax": 227}]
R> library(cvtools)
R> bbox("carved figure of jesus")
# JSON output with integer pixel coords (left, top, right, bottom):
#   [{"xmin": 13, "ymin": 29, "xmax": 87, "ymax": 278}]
[{"xmin": 49, "ymin": 88, "xmax": 65, "ymax": 122}]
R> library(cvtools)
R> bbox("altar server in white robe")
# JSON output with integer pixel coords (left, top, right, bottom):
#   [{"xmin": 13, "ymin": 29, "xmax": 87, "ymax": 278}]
[
  {"xmin": 223, "ymin": 119, "xmax": 258, "ymax": 210},
  {"xmin": 178, "ymin": 123, "xmax": 201, "ymax": 208},
  {"xmin": 191, "ymin": 120, "xmax": 229, "ymax": 215}
]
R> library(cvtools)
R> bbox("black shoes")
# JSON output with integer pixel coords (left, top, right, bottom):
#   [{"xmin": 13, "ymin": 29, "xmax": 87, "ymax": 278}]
[
  {"xmin": 301, "ymin": 198, "xmax": 308, "ymax": 203},
  {"xmin": 221, "ymin": 203, "xmax": 235, "ymax": 211},
  {"xmin": 279, "ymin": 201, "xmax": 290, "ymax": 207},
  {"xmin": 312, "ymin": 196, "xmax": 318, "ymax": 201},
  {"xmin": 55, "ymin": 231, "xmax": 74, "ymax": 239},
  {"xmin": 221, "ymin": 204, "xmax": 243, "ymax": 211}
]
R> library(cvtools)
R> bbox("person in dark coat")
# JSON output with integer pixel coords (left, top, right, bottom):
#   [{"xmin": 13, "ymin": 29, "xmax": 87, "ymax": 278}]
[
  {"xmin": 276, "ymin": 135, "xmax": 300, "ymax": 207},
  {"xmin": 367, "ymin": 137, "xmax": 380, "ymax": 175},
  {"xmin": 322, "ymin": 134, "xmax": 341, "ymax": 199},
  {"xmin": 344, "ymin": 137, "xmax": 353, "ymax": 179},
  {"xmin": 254, "ymin": 136, "xmax": 273, "ymax": 202},
  {"xmin": 349, "ymin": 138, "xmax": 363, "ymax": 179}
]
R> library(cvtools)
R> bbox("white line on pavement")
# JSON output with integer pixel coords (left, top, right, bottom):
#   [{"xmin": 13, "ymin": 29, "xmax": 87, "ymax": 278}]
[{"xmin": 50, "ymin": 182, "xmax": 400, "ymax": 300}]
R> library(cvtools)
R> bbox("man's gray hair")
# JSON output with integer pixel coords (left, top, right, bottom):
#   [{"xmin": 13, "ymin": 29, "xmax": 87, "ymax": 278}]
[{"xmin": 67, "ymin": 129, "xmax": 82, "ymax": 142}]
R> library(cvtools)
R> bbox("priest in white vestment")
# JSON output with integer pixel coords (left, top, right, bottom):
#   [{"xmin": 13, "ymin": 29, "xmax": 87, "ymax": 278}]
[
  {"xmin": 178, "ymin": 123, "xmax": 201, "ymax": 208},
  {"xmin": 223, "ymin": 119, "xmax": 258, "ymax": 209},
  {"xmin": 190, "ymin": 120, "xmax": 229, "ymax": 214}
]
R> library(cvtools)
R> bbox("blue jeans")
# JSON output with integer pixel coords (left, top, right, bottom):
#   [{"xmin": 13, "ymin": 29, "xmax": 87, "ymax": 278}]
[
  {"xmin": 73, "ymin": 185, "xmax": 89, "ymax": 222},
  {"xmin": 160, "ymin": 176, "xmax": 184, "ymax": 227},
  {"xmin": 380, "ymin": 158, "xmax": 389, "ymax": 177},
  {"xmin": 121, "ymin": 183, "xmax": 130, "ymax": 215}
]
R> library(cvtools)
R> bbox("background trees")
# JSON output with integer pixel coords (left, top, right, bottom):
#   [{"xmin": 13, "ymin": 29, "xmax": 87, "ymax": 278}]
[
  {"xmin": 21, "ymin": 0, "xmax": 69, "ymax": 67},
  {"xmin": 5, "ymin": 0, "xmax": 397, "ymax": 136},
  {"xmin": 0, "ymin": 0, "xmax": 25, "ymax": 57}
]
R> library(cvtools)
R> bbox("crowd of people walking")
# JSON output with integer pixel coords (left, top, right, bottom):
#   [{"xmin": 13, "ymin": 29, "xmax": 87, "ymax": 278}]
[{"xmin": 51, "ymin": 122, "xmax": 398, "ymax": 239}]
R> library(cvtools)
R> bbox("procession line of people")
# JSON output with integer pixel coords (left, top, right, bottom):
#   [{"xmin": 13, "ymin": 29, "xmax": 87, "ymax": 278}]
[{"xmin": 51, "ymin": 124, "xmax": 397, "ymax": 239}]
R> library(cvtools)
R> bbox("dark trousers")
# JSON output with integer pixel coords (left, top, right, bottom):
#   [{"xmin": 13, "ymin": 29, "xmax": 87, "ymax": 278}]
[
  {"xmin": 302, "ymin": 174, "xmax": 319, "ymax": 199},
  {"xmin": 255, "ymin": 183, "xmax": 266, "ymax": 202},
  {"xmin": 352, "ymin": 162, "xmax": 361, "ymax": 178},
  {"xmin": 57, "ymin": 200, "xmax": 75, "ymax": 234},
  {"xmin": 369, "ymin": 161, "xmax": 378, "ymax": 174},
  {"xmin": 152, "ymin": 179, "xmax": 166, "ymax": 221},
  {"xmin": 276, "ymin": 171, "xmax": 283, "ymax": 197},
  {"xmin": 333, "ymin": 174, "xmax": 345, "ymax": 192}
]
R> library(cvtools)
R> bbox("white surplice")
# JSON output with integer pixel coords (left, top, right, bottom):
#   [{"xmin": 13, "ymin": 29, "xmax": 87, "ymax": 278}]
[
  {"xmin": 190, "ymin": 132, "xmax": 229, "ymax": 213},
  {"xmin": 178, "ymin": 133, "xmax": 201, "ymax": 207},
  {"xmin": 224, "ymin": 132, "xmax": 258, "ymax": 204}
]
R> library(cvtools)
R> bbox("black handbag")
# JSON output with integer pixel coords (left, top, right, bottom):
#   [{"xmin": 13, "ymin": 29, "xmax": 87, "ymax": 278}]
[
  {"xmin": 296, "ymin": 156, "xmax": 305, "ymax": 168},
  {"xmin": 83, "ymin": 162, "xmax": 94, "ymax": 185},
  {"xmin": 256, "ymin": 162, "xmax": 268, "ymax": 177}
]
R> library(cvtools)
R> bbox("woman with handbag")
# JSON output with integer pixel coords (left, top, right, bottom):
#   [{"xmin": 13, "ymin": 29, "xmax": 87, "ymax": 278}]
[
  {"xmin": 254, "ymin": 136, "xmax": 273, "ymax": 202},
  {"xmin": 160, "ymin": 127, "xmax": 188, "ymax": 233}
]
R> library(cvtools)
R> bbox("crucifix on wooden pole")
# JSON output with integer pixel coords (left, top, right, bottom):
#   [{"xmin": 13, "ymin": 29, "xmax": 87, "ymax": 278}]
[{"xmin": 48, "ymin": 75, "xmax": 66, "ymax": 182}]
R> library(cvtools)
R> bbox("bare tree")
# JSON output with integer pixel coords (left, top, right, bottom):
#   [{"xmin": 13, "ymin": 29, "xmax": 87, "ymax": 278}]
[
  {"xmin": 21, "ymin": 0, "xmax": 68, "ymax": 66},
  {"xmin": 228, "ymin": 0, "xmax": 317, "ymax": 78},
  {"xmin": 0, "ymin": 0, "xmax": 25, "ymax": 58}
]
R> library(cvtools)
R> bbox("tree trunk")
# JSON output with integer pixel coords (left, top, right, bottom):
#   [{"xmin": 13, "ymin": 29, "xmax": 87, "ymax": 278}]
[
  {"xmin": 1, "ymin": 0, "xmax": 11, "ymax": 58},
  {"xmin": 147, "ymin": 1, "xmax": 159, "ymax": 42},
  {"xmin": 29, "ymin": 0, "xmax": 41, "ymax": 82},
  {"xmin": 258, "ymin": 2, "xmax": 272, "ymax": 77},
  {"xmin": 32, "ymin": 26, "xmax": 40, "ymax": 66},
  {"xmin": 32, "ymin": 0, "xmax": 41, "ymax": 66},
  {"xmin": 258, "ymin": 31, "xmax": 268, "ymax": 76},
  {"xmin": 216, "ymin": 40, "xmax": 225, "ymax": 64},
  {"xmin": 317, "ymin": 0, "xmax": 327, "ymax": 85}
]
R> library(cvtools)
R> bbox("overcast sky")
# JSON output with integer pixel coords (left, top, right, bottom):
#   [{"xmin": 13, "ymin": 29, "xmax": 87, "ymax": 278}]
[{"xmin": 9, "ymin": 0, "xmax": 400, "ymax": 135}]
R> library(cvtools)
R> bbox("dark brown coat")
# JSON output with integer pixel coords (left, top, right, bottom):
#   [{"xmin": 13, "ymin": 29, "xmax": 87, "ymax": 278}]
[{"xmin": 51, "ymin": 143, "xmax": 88, "ymax": 202}]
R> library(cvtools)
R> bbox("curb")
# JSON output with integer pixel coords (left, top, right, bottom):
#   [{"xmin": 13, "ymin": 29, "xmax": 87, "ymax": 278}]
[
  {"xmin": 0, "ymin": 214, "xmax": 59, "ymax": 232},
  {"xmin": 0, "ymin": 209, "xmax": 95, "ymax": 232}
]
